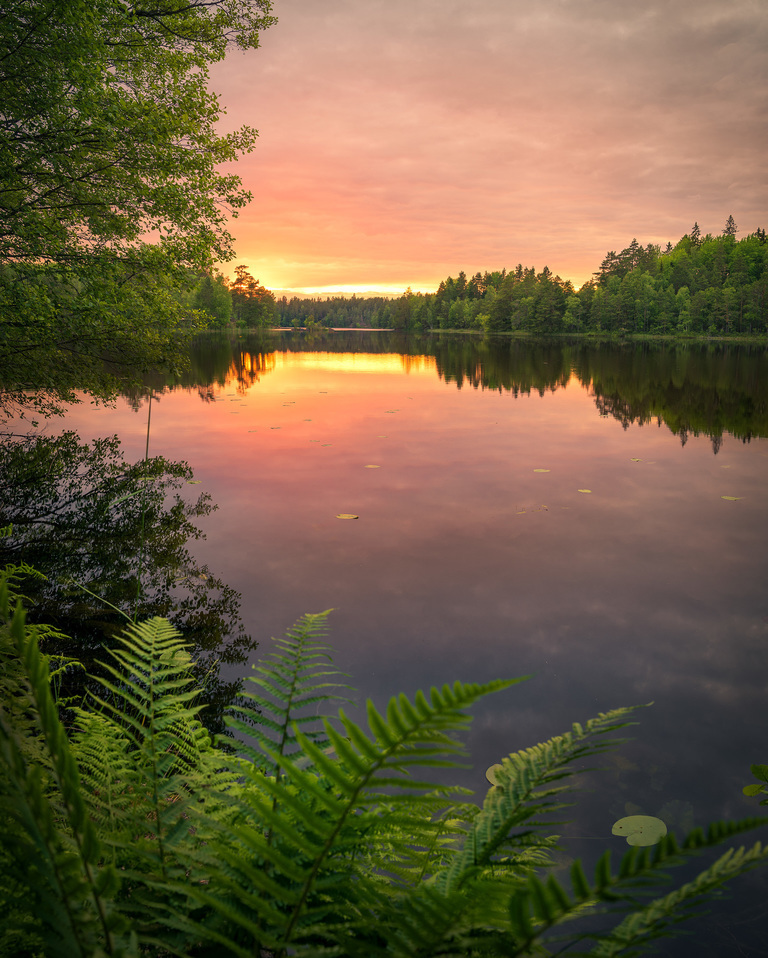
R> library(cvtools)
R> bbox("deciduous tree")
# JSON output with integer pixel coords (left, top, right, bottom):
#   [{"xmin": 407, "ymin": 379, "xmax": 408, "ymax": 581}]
[{"xmin": 0, "ymin": 0, "xmax": 275, "ymax": 417}]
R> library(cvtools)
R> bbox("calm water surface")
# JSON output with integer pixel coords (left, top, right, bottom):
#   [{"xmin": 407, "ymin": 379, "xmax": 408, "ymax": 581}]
[{"xmin": 58, "ymin": 333, "xmax": 768, "ymax": 954}]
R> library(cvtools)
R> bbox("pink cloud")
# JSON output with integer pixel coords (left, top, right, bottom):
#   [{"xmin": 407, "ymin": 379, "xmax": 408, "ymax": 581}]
[{"xmin": 209, "ymin": 0, "xmax": 768, "ymax": 292}]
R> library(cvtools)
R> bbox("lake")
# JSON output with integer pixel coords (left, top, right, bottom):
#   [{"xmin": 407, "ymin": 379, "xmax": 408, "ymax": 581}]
[{"xmin": 15, "ymin": 331, "xmax": 768, "ymax": 954}]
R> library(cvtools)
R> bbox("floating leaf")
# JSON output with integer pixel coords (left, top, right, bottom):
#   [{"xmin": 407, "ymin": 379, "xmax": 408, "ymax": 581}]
[
  {"xmin": 721, "ymin": 496, "xmax": 743, "ymax": 501},
  {"xmin": 486, "ymin": 763, "xmax": 503, "ymax": 786},
  {"xmin": 630, "ymin": 458, "xmax": 642, "ymax": 462},
  {"xmin": 378, "ymin": 435, "xmax": 388, "ymax": 438},
  {"xmin": 335, "ymin": 514, "xmax": 359, "ymax": 520},
  {"xmin": 270, "ymin": 426, "xmax": 281, "ymax": 430},
  {"xmin": 322, "ymin": 443, "xmax": 332, "ymax": 446},
  {"xmin": 611, "ymin": 815, "xmax": 667, "ymax": 846},
  {"xmin": 364, "ymin": 464, "xmax": 380, "ymax": 469},
  {"xmin": 385, "ymin": 409, "xmax": 399, "ymax": 413},
  {"xmin": 187, "ymin": 480, "xmax": 202, "ymax": 485},
  {"xmin": 248, "ymin": 429, "xmax": 258, "ymax": 433},
  {"xmin": 533, "ymin": 468, "xmax": 550, "ymax": 473},
  {"xmin": 304, "ymin": 418, "xmax": 312, "ymax": 421},
  {"xmin": 578, "ymin": 489, "xmax": 592, "ymax": 494}
]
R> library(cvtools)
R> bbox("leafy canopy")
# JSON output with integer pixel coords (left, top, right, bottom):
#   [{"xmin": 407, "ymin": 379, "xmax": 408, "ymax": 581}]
[{"xmin": 0, "ymin": 0, "xmax": 275, "ymax": 418}]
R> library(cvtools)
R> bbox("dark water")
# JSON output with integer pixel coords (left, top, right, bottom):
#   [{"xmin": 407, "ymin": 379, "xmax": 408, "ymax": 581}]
[{"xmin": 19, "ymin": 333, "xmax": 768, "ymax": 953}]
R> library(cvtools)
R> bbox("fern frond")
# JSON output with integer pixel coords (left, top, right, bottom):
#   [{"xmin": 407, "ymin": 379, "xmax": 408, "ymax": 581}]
[
  {"xmin": 172, "ymin": 676, "xmax": 518, "ymax": 956},
  {"xmin": 585, "ymin": 841, "xmax": 768, "ymax": 957},
  {"xmin": 439, "ymin": 706, "xmax": 641, "ymax": 897},
  {"xmin": 76, "ymin": 617, "xmax": 234, "ymax": 902},
  {"xmin": 225, "ymin": 610, "xmax": 354, "ymax": 778},
  {"xmin": 506, "ymin": 818, "xmax": 768, "ymax": 956},
  {"xmin": 0, "ymin": 599, "xmax": 136, "ymax": 956}
]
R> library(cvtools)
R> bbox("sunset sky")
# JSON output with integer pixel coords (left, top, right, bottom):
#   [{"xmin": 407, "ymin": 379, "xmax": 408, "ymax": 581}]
[{"xmin": 210, "ymin": 0, "xmax": 768, "ymax": 296}]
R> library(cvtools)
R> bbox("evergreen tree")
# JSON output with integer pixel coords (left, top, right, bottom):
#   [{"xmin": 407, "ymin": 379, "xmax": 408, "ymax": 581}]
[{"xmin": 691, "ymin": 222, "xmax": 701, "ymax": 246}]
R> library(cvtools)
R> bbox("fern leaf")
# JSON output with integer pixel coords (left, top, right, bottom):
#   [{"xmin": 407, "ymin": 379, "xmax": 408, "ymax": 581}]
[
  {"xmin": 0, "ymin": 599, "xmax": 136, "ymax": 956},
  {"xmin": 225, "ymin": 610, "xmax": 353, "ymax": 777}
]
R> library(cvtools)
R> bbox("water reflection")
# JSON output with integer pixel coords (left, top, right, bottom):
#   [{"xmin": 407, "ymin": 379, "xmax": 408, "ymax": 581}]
[
  {"xmin": 136, "ymin": 333, "xmax": 768, "ymax": 451},
  {"xmin": 0, "ymin": 429, "xmax": 255, "ymax": 733},
  {"xmin": 12, "ymin": 330, "xmax": 768, "ymax": 954}
]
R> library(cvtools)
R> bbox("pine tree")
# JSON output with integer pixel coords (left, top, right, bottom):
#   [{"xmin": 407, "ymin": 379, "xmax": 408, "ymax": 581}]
[{"xmin": 691, "ymin": 222, "xmax": 701, "ymax": 246}]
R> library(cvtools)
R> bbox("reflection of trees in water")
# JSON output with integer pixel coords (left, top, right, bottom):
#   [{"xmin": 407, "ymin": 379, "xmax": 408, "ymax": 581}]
[
  {"xmin": 123, "ymin": 332, "xmax": 767, "ymax": 448},
  {"xmin": 0, "ymin": 431, "xmax": 255, "ymax": 734},
  {"xmin": 574, "ymin": 343, "xmax": 768, "ymax": 450},
  {"xmin": 432, "ymin": 338, "xmax": 573, "ymax": 395}
]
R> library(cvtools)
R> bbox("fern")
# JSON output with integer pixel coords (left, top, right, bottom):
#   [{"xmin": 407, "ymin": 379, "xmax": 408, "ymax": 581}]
[
  {"xmin": 0, "ymin": 598, "xmax": 137, "ymax": 957},
  {"xmin": 2, "ymin": 599, "xmax": 767, "ymax": 957},
  {"xmin": 224, "ymin": 609, "xmax": 353, "ymax": 777},
  {"xmin": 505, "ymin": 822, "xmax": 768, "ymax": 956}
]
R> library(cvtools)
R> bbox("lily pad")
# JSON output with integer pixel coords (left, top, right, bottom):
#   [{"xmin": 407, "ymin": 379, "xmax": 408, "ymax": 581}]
[
  {"xmin": 364, "ymin": 464, "xmax": 380, "ymax": 469},
  {"xmin": 630, "ymin": 458, "xmax": 642, "ymax": 462},
  {"xmin": 486, "ymin": 764, "xmax": 503, "ymax": 786},
  {"xmin": 187, "ymin": 480, "xmax": 202, "ymax": 485},
  {"xmin": 721, "ymin": 496, "xmax": 743, "ymax": 501},
  {"xmin": 533, "ymin": 468, "xmax": 550, "ymax": 473},
  {"xmin": 335, "ymin": 514, "xmax": 359, "ymax": 520},
  {"xmin": 611, "ymin": 815, "xmax": 667, "ymax": 846},
  {"xmin": 578, "ymin": 489, "xmax": 592, "ymax": 494}
]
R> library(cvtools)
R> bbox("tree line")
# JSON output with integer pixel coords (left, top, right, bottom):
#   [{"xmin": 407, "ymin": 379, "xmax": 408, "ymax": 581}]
[{"xmin": 241, "ymin": 220, "xmax": 767, "ymax": 336}]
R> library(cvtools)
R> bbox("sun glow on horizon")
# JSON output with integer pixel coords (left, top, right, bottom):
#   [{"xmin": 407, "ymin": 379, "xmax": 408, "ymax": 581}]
[{"xmin": 273, "ymin": 283, "xmax": 431, "ymax": 298}]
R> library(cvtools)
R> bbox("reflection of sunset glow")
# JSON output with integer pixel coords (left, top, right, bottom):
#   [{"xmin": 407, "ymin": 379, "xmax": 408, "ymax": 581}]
[
  {"xmin": 284, "ymin": 353, "xmax": 437, "ymax": 376},
  {"xmin": 227, "ymin": 350, "xmax": 277, "ymax": 384}
]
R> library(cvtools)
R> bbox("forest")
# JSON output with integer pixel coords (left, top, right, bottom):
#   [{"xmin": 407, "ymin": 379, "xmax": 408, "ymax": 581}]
[{"xmin": 215, "ymin": 221, "xmax": 767, "ymax": 336}]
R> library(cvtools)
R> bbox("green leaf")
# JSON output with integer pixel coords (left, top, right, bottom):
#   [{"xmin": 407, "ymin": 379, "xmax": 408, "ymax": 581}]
[
  {"xmin": 612, "ymin": 815, "xmax": 668, "ymax": 846},
  {"xmin": 743, "ymin": 784, "xmax": 765, "ymax": 796}
]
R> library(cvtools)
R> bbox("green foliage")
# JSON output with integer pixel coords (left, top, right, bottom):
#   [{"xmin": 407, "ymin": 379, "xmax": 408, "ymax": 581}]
[
  {"xmin": 1, "ymin": 604, "xmax": 767, "ymax": 956},
  {"xmin": 744, "ymin": 764, "xmax": 768, "ymax": 805},
  {"xmin": 0, "ymin": 431, "xmax": 255, "ymax": 733},
  {"xmin": 190, "ymin": 271, "xmax": 233, "ymax": 327},
  {"xmin": 305, "ymin": 225, "xmax": 767, "ymax": 337},
  {"xmin": 0, "ymin": 0, "xmax": 275, "ymax": 418},
  {"xmin": 230, "ymin": 265, "xmax": 276, "ymax": 328}
]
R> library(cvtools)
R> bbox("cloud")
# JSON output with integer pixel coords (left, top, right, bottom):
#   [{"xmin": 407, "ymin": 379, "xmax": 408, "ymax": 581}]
[{"xmin": 211, "ymin": 0, "xmax": 768, "ymax": 290}]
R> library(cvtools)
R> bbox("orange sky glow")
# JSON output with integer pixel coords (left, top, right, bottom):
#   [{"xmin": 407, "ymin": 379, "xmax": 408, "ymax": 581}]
[{"xmin": 209, "ymin": 0, "xmax": 768, "ymax": 297}]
